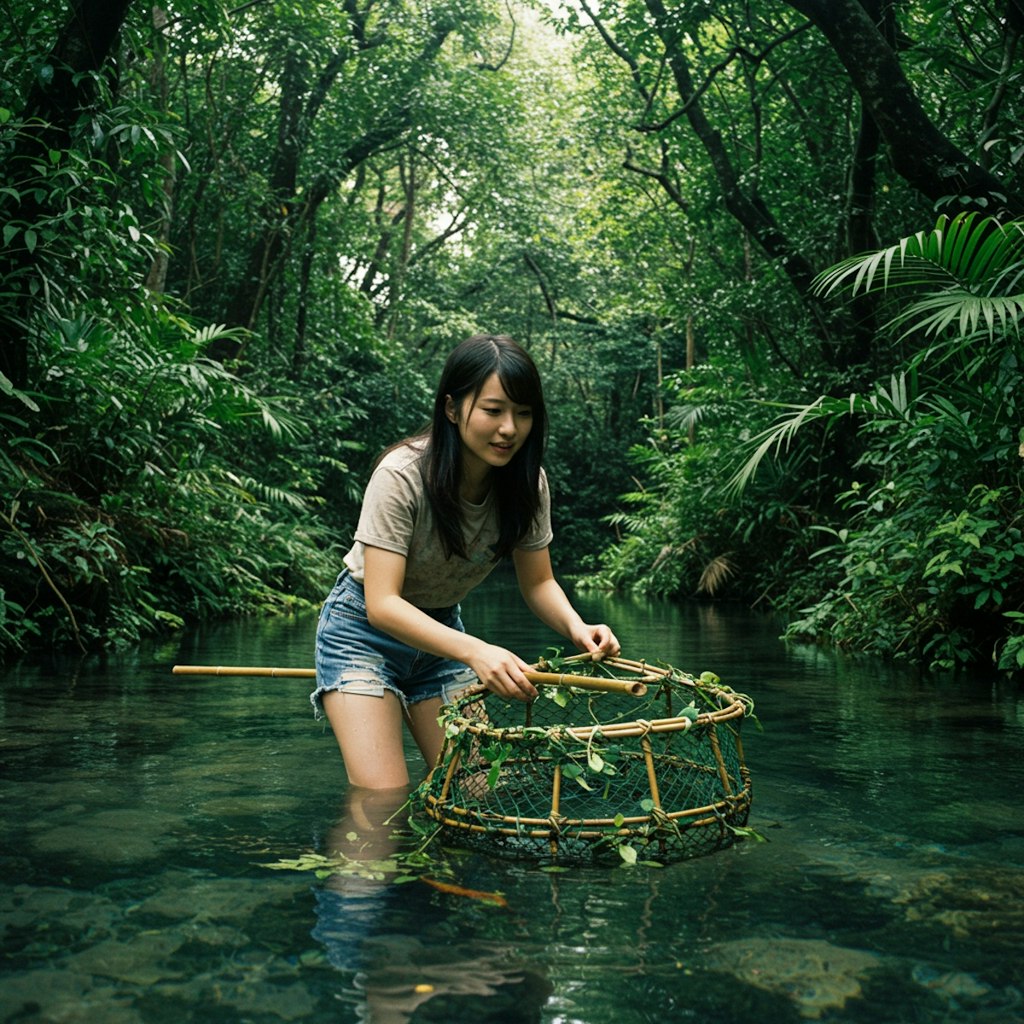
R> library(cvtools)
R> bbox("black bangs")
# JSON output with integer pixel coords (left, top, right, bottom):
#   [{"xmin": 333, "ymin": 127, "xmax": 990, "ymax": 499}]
[{"xmin": 495, "ymin": 352, "xmax": 543, "ymax": 409}]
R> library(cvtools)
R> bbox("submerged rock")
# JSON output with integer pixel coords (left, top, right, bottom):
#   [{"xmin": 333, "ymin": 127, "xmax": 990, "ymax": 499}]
[{"xmin": 706, "ymin": 936, "xmax": 881, "ymax": 1019}]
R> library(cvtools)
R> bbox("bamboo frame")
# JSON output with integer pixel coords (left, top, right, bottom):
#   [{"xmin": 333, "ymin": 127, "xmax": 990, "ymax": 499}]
[{"xmin": 420, "ymin": 656, "xmax": 754, "ymax": 862}]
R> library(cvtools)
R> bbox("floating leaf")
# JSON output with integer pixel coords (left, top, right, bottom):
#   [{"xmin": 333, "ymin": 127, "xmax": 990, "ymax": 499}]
[{"xmin": 727, "ymin": 825, "xmax": 769, "ymax": 843}]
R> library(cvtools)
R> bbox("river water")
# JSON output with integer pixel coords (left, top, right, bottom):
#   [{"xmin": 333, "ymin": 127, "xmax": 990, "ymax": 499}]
[{"xmin": 2, "ymin": 574, "xmax": 1022, "ymax": 1023}]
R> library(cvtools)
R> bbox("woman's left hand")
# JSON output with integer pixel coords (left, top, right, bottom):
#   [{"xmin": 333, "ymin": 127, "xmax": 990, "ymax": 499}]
[{"xmin": 571, "ymin": 623, "xmax": 621, "ymax": 660}]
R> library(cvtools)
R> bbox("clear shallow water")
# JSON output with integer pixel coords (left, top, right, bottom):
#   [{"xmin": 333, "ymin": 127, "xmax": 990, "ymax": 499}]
[{"xmin": 2, "ymin": 574, "xmax": 1023, "ymax": 1023}]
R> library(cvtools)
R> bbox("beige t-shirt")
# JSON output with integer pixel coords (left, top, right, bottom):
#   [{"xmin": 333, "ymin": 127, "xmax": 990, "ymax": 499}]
[{"xmin": 343, "ymin": 443, "xmax": 553, "ymax": 608}]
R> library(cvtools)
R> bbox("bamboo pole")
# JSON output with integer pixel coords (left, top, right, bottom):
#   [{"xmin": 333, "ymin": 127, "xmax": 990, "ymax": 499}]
[
  {"xmin": 172, "ymin": 664, "xmax": 647, "ymax": 696},
  {"xmin": 173, "ymin": 665, "xmax": 315, "ymax": 678},
  {"xmin": 522, "ymin": 671, "xmax": 646, "ymax": 696}
]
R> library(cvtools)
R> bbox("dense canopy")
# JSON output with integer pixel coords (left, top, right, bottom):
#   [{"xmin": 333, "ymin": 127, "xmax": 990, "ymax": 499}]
[{"xmin": 2, "ymin": 0, "xmax": 1022, "ymax": 672}]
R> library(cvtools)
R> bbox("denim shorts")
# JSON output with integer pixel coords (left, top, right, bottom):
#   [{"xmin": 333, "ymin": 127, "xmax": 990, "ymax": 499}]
[{"xmin": 311, "ymin": 572, "xmax": 479, "ymax": 719}]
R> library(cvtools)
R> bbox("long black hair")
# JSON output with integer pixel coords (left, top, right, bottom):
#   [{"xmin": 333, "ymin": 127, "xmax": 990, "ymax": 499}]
[{"xmin": 423, "ymin": 334, "xmax": 548, "ymax": 560}]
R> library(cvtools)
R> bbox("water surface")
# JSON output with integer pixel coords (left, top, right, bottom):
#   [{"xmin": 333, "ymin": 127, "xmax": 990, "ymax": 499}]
[{"xmin": 2, "ymin": 575, "xmax": 1022, "ymax": 1023}]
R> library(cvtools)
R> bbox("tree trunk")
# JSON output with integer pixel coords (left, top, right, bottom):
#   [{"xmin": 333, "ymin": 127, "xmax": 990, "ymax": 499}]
[
  {"xmin": 0, "ymin": 0, "xmax": 135, "ymax": 389},
  {"xmin": 214, "ymin": 19, "xmax": 455, "ymax": 359},
  {"xmin": 144, "ymin": 5, "xmax": 174, "ymax": 295},
  {"xmin": 640, "ymin": 0, "xmax": 837, "ymax": 362},
  {"xmin": 785, "ymin": 0, "xmax": 1024, "ymax": 218}
]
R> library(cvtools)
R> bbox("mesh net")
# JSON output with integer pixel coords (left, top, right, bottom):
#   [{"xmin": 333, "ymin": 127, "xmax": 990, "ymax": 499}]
[{"xmin": 416, "ymin": 655, "xmax": 753, "ymax": 864}]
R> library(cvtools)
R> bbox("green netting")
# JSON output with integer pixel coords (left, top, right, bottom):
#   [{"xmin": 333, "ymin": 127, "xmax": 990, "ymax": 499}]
[{"xmin": 416, "ymin": 655, "xmax": 753, "ymax": 864}]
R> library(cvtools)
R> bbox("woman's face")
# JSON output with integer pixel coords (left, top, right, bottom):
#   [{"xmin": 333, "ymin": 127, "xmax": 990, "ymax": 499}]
[{"xmin": 446, "ymin": 372, "xmax": 533, "ymax": 478}]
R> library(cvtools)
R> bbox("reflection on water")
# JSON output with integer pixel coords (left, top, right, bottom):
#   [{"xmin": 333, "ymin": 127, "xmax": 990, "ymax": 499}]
[{"xmin": 2, "ymin": 573, "xmax": 1023, "ymax": 1023}]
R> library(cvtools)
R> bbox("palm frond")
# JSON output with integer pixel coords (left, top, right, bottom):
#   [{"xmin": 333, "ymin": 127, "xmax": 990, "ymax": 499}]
[
  {"xmin": 665, "ymin": 403, "xmax": 705, "ymax": 432},
  {"xmin": 697, "ymin": 554, "xmax": 734, "ymax": 596},
  {"xmin": 725, "ymin": 395, "xmax": 850, "ymax": 497},
  {"xmin": 727, "ymin": 373, "xmax": 917, "ymax": 497},
  {"xmin": 814, "ymin": 213, "xmax": 1024, "ymax": 341},
  {"xmin": 895, "ymin": 291, "xmax": 1024, "ymax": 340}
]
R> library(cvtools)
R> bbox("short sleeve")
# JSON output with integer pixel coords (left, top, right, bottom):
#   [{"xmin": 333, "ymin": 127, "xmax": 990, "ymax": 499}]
[
  {"xmin": 517, "ymin": 468, "xmax": 554, "ymax": 551},
  {"xmin": 352, "ymin": 459, "xmax": 422, "ymax": 556}
]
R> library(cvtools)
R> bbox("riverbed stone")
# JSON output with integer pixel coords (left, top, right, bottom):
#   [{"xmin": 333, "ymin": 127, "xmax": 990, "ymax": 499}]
[
  {"xmin": 706, "ymin": 936, "xmax": 881, "ymax": 1019},
  {"xmin": 0, "ymin": 969, "xmax": 143, "ymax": 1023},
  {"xmin": 68, "ymin": 930, "xmax": 185, "ymax": 984}
]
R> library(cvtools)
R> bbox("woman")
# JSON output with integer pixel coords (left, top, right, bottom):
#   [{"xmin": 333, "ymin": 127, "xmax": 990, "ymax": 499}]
[{"xmin": 312, "ymin": 334, "xmax": 620, "ymax": 788}]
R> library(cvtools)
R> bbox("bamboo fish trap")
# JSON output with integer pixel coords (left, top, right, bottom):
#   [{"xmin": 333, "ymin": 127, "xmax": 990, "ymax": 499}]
[{"xmin": 417, "ymin": 654, "xmax": 753, "ymax": 863}]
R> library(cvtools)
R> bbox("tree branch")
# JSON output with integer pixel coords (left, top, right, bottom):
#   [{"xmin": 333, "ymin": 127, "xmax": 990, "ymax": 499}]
[
  {"xmin": 635, "ymin": 23, "xmax": 812, "ymax": 133},
  {"xmin": 784, "ymin": 0, "xmax": 1024, "ymax": 217}
]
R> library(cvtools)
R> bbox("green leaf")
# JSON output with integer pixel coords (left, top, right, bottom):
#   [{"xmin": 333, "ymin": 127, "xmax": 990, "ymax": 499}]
[
  {"xmin": 727, "ymin": 825, "xmax": 769, "ymax": 843},
  {"xmin": 0, "ymin": 371, "xmax": 40, "ymax": 411},
  {"xmin": 618, "ymin": 844, "xmax": 638, "ymax": 865}
]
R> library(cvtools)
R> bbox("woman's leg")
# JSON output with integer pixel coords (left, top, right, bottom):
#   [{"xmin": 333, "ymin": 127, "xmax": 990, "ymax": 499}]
[
  {"xmin": 322, "ymin": 690, "xmax": 410, "ymax": 789},
  {"xmin": 404, "ymin": 696, "xmax": 446, "ymax": 772}
]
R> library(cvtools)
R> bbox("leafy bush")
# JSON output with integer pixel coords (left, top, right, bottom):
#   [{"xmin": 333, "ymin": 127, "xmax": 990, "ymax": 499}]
[
  {"xmin": 586, "ymin": 364, "xmax": 826, "ymax": 603},
  {"xmin": 1, "ymin": 308, "xmax": 339, "ymax": 656},
  {"xmin": 594, "ymin": 214, "xmax": 1024, "ymax": 671},
  {"xmin": 746, "ymin": 214, "xmax": 1024, "ymax": 670}
]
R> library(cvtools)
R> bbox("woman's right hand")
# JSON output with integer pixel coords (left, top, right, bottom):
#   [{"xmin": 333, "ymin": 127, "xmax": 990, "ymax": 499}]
[{"xmin": 468, "ymin": 643, "xmax": 537, "ymax": 702}]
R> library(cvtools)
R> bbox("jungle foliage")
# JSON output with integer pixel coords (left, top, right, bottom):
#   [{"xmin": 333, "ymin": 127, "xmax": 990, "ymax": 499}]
[{"xmin": 1, "ymin": 0, "xmax": 1022, "ymax": 673}]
